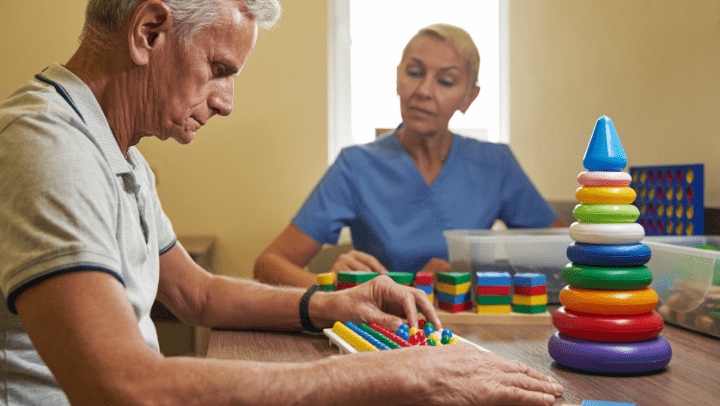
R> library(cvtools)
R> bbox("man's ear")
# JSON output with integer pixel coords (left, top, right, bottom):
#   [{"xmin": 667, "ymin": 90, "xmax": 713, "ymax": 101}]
[{"xmin": 128, "ymin": 0, "xmax": 173, "ymax": 66}]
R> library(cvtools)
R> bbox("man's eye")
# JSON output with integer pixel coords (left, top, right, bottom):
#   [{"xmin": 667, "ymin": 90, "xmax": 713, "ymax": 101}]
[{"xmin": 212, "ymin": 64, "xmax": 225, "ymax": 77}]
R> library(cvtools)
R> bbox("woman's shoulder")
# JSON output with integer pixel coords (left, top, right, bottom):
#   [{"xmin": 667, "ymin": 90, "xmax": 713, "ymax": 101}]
[
  {"xmin": 453, "ymin": 134, "xmax": 514, "ymax": 167},
  {"xmin": 338, "ymin": 132, "xmax": 404, "ymax": 165}
]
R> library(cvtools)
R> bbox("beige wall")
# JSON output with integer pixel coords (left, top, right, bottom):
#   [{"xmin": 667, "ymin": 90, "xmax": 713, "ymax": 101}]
[
  {"xmin": 509, "ymin": 0, "xmax": 720, "ymax": 205},
  {"xmin": 2, "ymin": 0, "xmax": 719, "ymax": 279}
]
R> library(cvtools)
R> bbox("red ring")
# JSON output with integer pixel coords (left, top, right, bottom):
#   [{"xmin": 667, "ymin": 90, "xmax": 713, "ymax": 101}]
[{"xmin": 553, "ymin": 307, "xmax": 664, "ymax": 342}]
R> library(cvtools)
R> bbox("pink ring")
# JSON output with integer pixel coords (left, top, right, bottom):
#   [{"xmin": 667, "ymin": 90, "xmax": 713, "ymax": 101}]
[{"xmin": 578, "ymin": 171, "xmax": 632, "ymax": 187}]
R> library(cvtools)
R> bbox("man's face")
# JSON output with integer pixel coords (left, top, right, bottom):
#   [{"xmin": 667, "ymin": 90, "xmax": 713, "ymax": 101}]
[{"xmin": 148, "ymin": 3, "xmax": 257, "ymax": 144}]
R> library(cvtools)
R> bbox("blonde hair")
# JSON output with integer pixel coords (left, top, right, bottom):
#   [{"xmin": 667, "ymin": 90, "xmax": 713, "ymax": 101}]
[{"xmin": 400, "ymin": 23, "xmax": 480, "ymax": 89}]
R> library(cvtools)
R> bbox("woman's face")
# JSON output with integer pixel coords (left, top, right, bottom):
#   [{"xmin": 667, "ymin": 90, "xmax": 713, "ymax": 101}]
[{"xmin": 397, "ymin": 35, "xmax": 478, "ymax": 137}]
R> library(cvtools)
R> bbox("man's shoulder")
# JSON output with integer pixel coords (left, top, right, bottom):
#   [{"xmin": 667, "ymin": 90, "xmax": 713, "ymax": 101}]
[{"xmin": 0, "ymin": 78, "xmax": 85, "ymax": 137}]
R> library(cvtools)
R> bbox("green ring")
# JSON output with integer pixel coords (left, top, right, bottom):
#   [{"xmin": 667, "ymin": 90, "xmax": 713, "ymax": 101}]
[
  {"xmin": 562, "ymin": 264, "xmax": 653, "ymax": 290},
  {"xmin": 573, "ymin": 204, "xmax": 640, "ymax": 223}
]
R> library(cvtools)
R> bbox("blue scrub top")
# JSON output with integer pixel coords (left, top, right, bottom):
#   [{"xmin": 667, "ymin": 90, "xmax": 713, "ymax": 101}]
[{"xmin": 292, "ymin": 129, "xmax": 557, "ymax": 274}]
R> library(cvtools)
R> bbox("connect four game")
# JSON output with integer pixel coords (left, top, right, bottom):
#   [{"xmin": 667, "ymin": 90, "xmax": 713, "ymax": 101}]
[{"xmin": 629, "ymin": 164, "xmax": 704, "ymax": 235}]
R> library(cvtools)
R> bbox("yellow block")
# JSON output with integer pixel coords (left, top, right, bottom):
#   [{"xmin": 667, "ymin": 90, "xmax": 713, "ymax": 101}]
[
  {"xmin": 427, "ymin": 293, "xmax": 434, "ymax": 304},
  {"xmin": 317, "ymin": 272, "xmax": 335, "ymax": 285},
  {"xmin": 435, "ymin": 281, "xmax": 471, "ymax": 295},
  {"xmin": 513, "ymin": 294, "xmax": 548, "ymax": 306},
  {"xmin": 476, "ymin": 304, "xmax": 512, "ymax": 314}
]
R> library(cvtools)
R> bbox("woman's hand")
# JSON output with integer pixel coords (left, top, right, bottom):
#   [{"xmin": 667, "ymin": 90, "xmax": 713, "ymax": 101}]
[{"xmin": 330, "ymin": 249, "xmax": 389, "ymax": 275}]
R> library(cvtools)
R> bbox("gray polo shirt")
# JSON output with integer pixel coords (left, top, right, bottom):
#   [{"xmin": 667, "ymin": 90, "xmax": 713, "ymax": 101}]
[{"xmin": 0, "ymin": 63, "xmax": 177, "ymax": 405}]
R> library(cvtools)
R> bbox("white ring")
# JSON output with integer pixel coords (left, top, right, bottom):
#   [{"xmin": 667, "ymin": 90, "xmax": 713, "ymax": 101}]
[
  {"xmin": 577, "ymin": 171, "xmax": 632, "ymax": 187},
  {"xmin": 569, "ymin": 222, "xmax": 645, "ymax": 244}
]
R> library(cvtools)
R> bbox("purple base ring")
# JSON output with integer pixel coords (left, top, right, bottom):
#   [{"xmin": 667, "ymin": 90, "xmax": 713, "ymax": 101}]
[{"xmin": 548, "ymin": 332, "xmax": 671, "ymax": 374}]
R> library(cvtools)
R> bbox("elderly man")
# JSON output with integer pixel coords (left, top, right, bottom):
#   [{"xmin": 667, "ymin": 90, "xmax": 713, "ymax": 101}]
[{"xmin": 0, "ymin": 0, "xmax": 563, "ymax": 404}]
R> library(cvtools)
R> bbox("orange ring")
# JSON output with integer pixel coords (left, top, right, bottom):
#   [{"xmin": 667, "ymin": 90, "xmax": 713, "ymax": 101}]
[
  {"xmin": 559, "ymin": 286, "xmax": 658, "ymax": 315},
  {"xmin": 575, "ymin": 186, "xmax": 637, "ymax": 204}
]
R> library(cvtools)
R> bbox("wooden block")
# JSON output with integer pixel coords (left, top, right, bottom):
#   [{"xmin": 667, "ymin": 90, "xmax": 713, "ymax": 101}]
[
  {"xmin": 512, "ymin": 294, "xmax": 548, "ymax": 306},
  {"xmin": 436, "ymin": 281, "xmax": 471, "ymax": 295},
  {"xmin": 437, "ymin": 272, "xmax": 471, "ymax": 285},
  {"xmin": 476, "ymin": 304, "xmax": 512, "ymax": 314}
]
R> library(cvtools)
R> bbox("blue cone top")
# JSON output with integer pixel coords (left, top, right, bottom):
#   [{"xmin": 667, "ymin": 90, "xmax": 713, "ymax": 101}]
[{"xmin": 583, "ymin": 116, "xmax": 627, "ymax": 171}]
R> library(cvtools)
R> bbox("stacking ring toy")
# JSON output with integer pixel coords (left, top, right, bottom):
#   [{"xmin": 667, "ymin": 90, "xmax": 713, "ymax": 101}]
[
  {"xmin": 566, "ymin": 242, "xmax": 651, "ymax": 267},
  {"xmin": 548, "ymin": 332, "xmax": 672, "ymax": 374},
  {"xmin": 552, "ymin": 307, "xmax": 664, "ymax": 342},
  {"xmin": 562, "ymin": 263, "xmax": 653, "ymax": 290},
  {"xmin": 577, "ymin": 171, "xmax": 632, "ymax": 187},
  {"xmin": 576, "ymin": 186, "xmax": 636, "ymax": 204},
  {"xmin": 573, "ymin": 204, "xmax": 640, "ymax": 223},
  {"xmin": 569, "ymin": 222, "xmax": 645, "ymax": 245},
  {"xmin": 559, "ymin": 286, "xmax": 658, "ymax": 315}
]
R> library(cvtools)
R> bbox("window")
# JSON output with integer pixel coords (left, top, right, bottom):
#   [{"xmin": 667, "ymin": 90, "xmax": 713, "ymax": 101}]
[{"xmin": 328, "ymin": 0, "xmax": 509, "ymax": 164}]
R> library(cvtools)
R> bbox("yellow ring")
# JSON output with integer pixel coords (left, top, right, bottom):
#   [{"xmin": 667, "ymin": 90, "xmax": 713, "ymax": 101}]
[
  {"xmin": 575, "ymin": 186, "xmax": 636, "ymax": 204},
  {"xmin": 559, "ymin": 286, "xmax": 658, "ymax": 315}
]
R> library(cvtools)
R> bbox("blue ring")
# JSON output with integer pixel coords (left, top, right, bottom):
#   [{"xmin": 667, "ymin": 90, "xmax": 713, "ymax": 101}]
[{"xmin": 567, "ymin": 242, "xmax": 651, "ymax": 267}]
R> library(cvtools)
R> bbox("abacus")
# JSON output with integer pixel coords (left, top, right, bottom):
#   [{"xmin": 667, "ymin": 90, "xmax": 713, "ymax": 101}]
[{"xmin": 325, "ymin": 320, "xmax": 489, "ymax": 354}]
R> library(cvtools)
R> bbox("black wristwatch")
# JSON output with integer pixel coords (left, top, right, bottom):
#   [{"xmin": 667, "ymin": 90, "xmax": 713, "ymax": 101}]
[{"xmin": 299, "ymin": 284, "xmax": 323, "ymax": 332}]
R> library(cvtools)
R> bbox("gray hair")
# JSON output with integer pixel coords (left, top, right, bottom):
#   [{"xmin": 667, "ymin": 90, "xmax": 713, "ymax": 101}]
[{"xmin": 84, "ymin": 0, "xmax": 281, "ymax": 44}]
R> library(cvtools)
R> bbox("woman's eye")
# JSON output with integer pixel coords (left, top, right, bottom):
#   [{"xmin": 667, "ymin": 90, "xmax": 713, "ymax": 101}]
[{"xmin": 439, "ymin": 79, "xmax": 455, "ymax": 87}]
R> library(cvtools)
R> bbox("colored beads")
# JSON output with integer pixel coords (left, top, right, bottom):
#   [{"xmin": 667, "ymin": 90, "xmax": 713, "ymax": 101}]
[
  {"xmin": 332, "ymin": 321, "xmax": 378, "ymax": 352},
  {"xmin": 335, "ymin": 321, "xmax": 459, "ymax": 350}
]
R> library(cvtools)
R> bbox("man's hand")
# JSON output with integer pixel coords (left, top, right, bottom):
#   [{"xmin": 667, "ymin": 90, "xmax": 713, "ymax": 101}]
[
  {"xmin": 316, "ymin": 275, "xmax": 441, "ymax": 331},
  {"xmin": 329, "ymin": 249, "xmax": 389, "ymax": 275},
  {"xmin": 401, "ymin": 343, "xmax": 564, "ymax": 406}
]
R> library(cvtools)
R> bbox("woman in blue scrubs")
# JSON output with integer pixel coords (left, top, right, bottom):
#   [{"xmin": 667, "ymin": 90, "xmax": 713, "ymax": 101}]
[{"xmin": 255, "ymin": 24, "xmax": 562, "ymax": 287}]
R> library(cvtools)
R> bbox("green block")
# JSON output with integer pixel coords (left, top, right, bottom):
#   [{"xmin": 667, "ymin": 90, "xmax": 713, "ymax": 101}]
[
  {"xmin": 437, "ymin": 272, "xmax": 471, "ymax": 285},
  {"xmin": 513, "ymin": 304, "xmax": 547, "ymax": 314},
  {"xmin": 337, "ymin": 271, "xmax": 378, "ymax": 284},
  {"xmin": 320, "ymin": 284, "xmax": 334, "ymax": 292},
  {"xmin": 386, "ymin": 271, "xmax": 414, "ymax": 285},
  {"xmin": 476, "ymin": 295, "xmax": 512, "ymax": 305}
]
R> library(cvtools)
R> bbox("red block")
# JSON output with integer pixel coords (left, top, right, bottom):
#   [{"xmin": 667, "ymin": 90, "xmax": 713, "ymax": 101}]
[
  {"xmin": 415, "ymin": 272, "xmax": 433, "ymax": 286},
  {"xmin": 336, "ymin": 282, "xmax": 359, "ymax": 291},
  {"xmin": 476, "ymin": 285, "xmax": 511, "ymax": 296},
  {"xmin": 513, "ymin": 285, "xmax": 546, "ymax": 296},
  {"xmin": 438, "ymin": 301, "xmax": 473, "ymax": 313}
]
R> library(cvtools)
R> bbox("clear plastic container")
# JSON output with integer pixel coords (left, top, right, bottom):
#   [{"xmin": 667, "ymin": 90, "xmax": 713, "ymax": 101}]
[{"xmin": 444, "ymin": 229, "xmax": 573, "ymax": 303}]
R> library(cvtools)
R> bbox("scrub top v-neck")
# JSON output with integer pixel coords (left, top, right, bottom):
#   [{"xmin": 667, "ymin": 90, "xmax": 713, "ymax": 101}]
[{"xmin": 292, "ymin": 128, "xmax": 556, "ymax": 274}]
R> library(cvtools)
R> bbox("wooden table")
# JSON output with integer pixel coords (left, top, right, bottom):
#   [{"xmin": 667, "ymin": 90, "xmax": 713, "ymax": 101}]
[{"xmin": 208, "ymin": 307, "xmax": 720, "ymax": 405}]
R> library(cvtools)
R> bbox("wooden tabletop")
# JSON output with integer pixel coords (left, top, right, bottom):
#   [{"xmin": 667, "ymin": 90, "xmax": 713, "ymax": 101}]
[{"xmin": 208, "ymin": 308, "xmax": 720, "ymax": 406}]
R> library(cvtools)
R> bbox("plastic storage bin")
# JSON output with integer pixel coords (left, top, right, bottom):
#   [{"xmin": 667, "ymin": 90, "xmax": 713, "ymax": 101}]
[
  {"xmin": 645, "ymin": 236, "xmax": 720, "ymax": 338},
  {"xmin": 444, "ymin": 229, "xmax": 573, "ymax": 303}
]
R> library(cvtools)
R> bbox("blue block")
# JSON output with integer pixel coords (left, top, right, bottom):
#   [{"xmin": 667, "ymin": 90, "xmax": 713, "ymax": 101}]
[
  {"xmin": 513, "ymin": 273, "xmax": 546, "ymax": 287},
  {"xmin": 475, "ymin": 272, "xmax": 511, "ymax": 286},
  {"xmin": 436, "ymin": 291, "xmax": 472, "ymax": 305},
  {"xmin": 415, "ymin": 284, "xmax": 433, "ymax": 294},
  {"xmin": 582, "ymin": 401, "xmax": 635, "ymax": 406}
]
